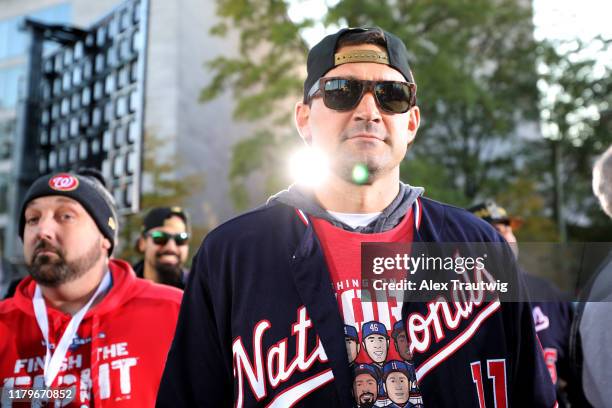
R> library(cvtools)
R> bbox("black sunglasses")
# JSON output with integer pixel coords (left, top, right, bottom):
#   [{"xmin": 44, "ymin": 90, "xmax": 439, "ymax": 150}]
[
  {"xmin": 147, "ymin": 231, "xmax": 190, "ymax": 246},
  {"xmin": 307, "ymin": 77, "xmax": 417, "ymax": 114}
]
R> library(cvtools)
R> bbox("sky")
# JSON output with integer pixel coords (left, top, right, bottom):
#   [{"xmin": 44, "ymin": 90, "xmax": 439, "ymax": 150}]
[
  {"xmin": 288, "ymin": 0, "xmax": 612, "ymax": 46},
  {"xmin": 532, "ymin": 0, "xmax": 612, "ymax": 42}
]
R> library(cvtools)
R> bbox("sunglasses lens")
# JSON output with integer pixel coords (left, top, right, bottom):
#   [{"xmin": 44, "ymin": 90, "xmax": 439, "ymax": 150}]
[
  {"xmin": 175, "ymin": 232, "xmax": 189, "ymax": 246},
  {"xmin": 320, "ymin": 78, "xmax": 414, "ymax": 114},
  {"xmin": 150, "ymin": 231, "xmax": 169, "ymax": 245},
  {"xmin": 323, "ymin": 79, "xmax": 363, "ymax": 110},
  {"xmin": 375, "ymin": 82, "xmax": 412, "ymax": 113},
  {"xmin": 149, "ymin": 231, "xmax": 189, "ymax": 245}
]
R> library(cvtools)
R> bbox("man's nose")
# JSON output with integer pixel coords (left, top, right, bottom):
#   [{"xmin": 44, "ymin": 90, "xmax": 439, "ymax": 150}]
[
  {"xmin": 35, "ymin": 215, "xmax": 56, "ymax": 240},
  {"xmin": 162, "ymin": 237, "xmax": 179, "ymax": 251},
  {"xmin": 353, "ymin": 91, "xmax": 382, "ymax": 123}
]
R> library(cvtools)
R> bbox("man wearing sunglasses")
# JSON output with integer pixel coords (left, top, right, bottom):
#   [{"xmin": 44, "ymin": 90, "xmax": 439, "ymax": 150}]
[
  {"xmin": 158, "ymin": 27, "xmax": 556, "ymax": 407},
  {"xmin": 134, "ymin": 207, "xmax": 190, "ymax": 290}
]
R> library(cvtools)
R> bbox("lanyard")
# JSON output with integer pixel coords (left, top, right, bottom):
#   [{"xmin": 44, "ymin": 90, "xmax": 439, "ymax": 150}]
[{"xmin": 33, "ymin": 270, "xmax": 112, "ymax": 388}]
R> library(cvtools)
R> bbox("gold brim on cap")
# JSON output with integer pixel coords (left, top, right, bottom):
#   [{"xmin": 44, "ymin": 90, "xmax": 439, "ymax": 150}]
[{"xmin": 334, "ymin": 50, "xmax": 389, "ymax": 66}]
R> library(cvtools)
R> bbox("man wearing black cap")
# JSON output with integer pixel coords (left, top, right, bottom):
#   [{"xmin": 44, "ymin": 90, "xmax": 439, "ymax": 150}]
[
  {"xmin": 133, "ymin": 207, "xmax": 190, "ymax": 289},
  {"xmin": 0, "ymin": 170, "xmax": 182, "ymax": 406},
  {"xmin": 469, "ymin": 199, "xmax": 577, "ymax": 407},
  {"xmin": 158, "ymin": 27, "xmax": 555, "ymax": 407}
]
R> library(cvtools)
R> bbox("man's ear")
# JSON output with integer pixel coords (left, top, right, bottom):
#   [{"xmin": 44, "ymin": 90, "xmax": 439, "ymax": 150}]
[
  {"xmin": 102, "ymin": 237, "xmax": 112, "ymax": 251},
  {"xmin": 406, "ymin": 106, "xmax": 420, "ymax": 146},
  {"xmin": 136, "ymin": 236, "xmax": 146, "ymax": 253},
  {"xmin": 295, "ymin": 101, "xmax": 312, "ymax": 146}
]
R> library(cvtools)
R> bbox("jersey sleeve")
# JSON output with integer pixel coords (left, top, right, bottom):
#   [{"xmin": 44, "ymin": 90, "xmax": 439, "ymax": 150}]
[{"xmin": 156, "ymin": 242, "xmax": 233, "ymax": 407}]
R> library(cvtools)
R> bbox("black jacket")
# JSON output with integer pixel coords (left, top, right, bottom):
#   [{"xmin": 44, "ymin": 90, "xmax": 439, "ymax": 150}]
[{"xmin": 157, "ymin": 198, "xmax": 556, "ymax": 407}]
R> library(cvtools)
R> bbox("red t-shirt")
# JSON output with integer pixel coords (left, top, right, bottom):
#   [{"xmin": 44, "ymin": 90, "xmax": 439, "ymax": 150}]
[
  {"xmin": 311, "ymin": 209, "xmax": 414, "ymax": 365},
  {"xmin": 311, "ymin": 208, "xmax": 428, "ymax": 407}
]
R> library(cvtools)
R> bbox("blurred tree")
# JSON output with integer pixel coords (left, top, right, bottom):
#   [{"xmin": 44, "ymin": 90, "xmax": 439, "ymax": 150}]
[
  {"xmin": 116, "ymin": 132, "xmax": 207, "ymax": 264},
  {"xmin": 495, "ymin": 174, "xmax": 559, "ymax": 241},
  {"xmin": 400, "ymin": 154, "xmax": 469, "ymax": 207},
  {"xmin": 200, "ymin": 0, "xmax": 310, "ymax": 210},
  {"xmin": 534, "ymin": 37, "xmax": 612, "ymax": 241}
]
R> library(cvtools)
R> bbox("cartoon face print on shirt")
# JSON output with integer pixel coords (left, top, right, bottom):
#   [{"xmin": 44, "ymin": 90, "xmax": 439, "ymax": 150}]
[
  {"xmin": 362, "ymin": 321, "xmax": 389, "ymax": 365},
  {"xmin": 391, "ymin": 320, "xmax": 413, "ymax": 362},
  {"xmin": 383, "ymin": 361, "xmax": 412, "ymax": 405},
  {"xmin": 344, "ymin": 324, "xmax": 360, "ymax": 364},
  {"xmin": 352, "ymin": 364, "xmax": 379, "ymax": 408}
]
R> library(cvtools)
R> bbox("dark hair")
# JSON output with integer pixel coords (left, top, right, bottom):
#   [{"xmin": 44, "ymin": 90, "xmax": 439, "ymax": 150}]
[{"xmin": 336, "ymin": 28, "xmax": 387, "ymax": 49}]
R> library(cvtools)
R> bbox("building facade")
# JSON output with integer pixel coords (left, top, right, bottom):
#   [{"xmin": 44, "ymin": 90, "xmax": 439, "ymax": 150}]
[{"xmin": 0, "ymin": 0, "xmax": 254, "ymax": 285}]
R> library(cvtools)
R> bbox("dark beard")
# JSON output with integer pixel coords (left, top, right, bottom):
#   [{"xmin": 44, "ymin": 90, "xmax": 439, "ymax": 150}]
[
  {"xmin": 28, "ymin": 238, "xmax": 102, "ymax": 287},
  {"xmin": 357, "ymin": 397, "xmax": 376, "ymax": 408},
  {"xmin": 154, "ymin": 261, "xmax": 184, "ymax": 289}
]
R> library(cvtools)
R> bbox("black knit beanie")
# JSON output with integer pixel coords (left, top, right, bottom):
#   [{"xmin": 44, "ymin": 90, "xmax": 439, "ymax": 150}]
[{"xmin": 19, "ymin": 169, "xmax": 118, "ymax": 255}]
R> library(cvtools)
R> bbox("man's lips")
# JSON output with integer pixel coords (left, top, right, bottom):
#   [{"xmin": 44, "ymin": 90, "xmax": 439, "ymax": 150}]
[
  {"xmin": 360, "ymin": 393, "xmax": 374, "ymax": 402},
  {"xmin": 34, "ymin": 248, "xmax": 60, "ymax": 259},
  {"xmin": 348, "ymin": 133, "xmax": 384, "ymax": 141},
  {"xmin": 157, "ymin": 253, "xmax": 180, "ymax": 263}
]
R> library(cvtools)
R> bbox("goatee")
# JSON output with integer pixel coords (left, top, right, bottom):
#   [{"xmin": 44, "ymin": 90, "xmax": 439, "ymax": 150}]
[
  {"xmin": 154, "ymin": 261, "xmax": 184, "ymax": 289},
  {"xmin": 28, "ymin": 238, "xmax": 103, "ymax": 287}
]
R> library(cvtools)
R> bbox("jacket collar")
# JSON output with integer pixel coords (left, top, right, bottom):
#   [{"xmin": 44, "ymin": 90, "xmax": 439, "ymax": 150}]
[{"xmin": 13, "ymin": 259, "xmax": 142, "ymax": 319}]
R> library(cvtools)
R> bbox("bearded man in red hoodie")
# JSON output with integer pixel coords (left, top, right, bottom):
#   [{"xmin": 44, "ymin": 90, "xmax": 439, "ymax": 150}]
[{"xmin": 0, "ymin": 169, "xmax": 182, "ymax": 407}]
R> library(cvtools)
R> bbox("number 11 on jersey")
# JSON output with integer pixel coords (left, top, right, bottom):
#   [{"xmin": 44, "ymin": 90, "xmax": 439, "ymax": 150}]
[{"xmin": 470, "ymin": 359, "xmax": 508, "ymax": 408}]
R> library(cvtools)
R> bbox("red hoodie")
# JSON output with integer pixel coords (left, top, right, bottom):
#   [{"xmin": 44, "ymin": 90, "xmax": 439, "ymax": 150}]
[{"xmin": 0, "ymin": 259, "xmax": 182, "ymax": 407}]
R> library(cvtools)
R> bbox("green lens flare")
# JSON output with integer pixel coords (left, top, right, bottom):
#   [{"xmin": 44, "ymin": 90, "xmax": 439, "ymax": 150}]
[{"xmin": 352, "ymin": 164, "xmax": 369, "ymax": 184}]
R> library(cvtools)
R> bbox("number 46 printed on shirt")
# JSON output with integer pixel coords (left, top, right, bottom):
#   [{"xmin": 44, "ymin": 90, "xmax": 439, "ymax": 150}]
[{"xmin": 470, "ymin": 359, "xmax": 507, "ymax": 408}]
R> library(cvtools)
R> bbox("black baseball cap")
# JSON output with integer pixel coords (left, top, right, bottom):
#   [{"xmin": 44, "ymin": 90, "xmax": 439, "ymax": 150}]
[
  {"xmin": 142, "ymin": 207, "xmax": 189, "ymax": 234},
  {"xmin": 304, "ymin": 26, "xmax": 415, "ymax": 102},
  {"xmin": 468, "ymin": 200, "xmax": 523, "ymax": 229}
]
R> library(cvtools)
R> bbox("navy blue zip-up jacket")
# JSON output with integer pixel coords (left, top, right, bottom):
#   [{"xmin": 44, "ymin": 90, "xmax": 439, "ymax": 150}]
[{"xmin": 156, "ymin": 198, "xmax": 556, "ymax": 407}]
